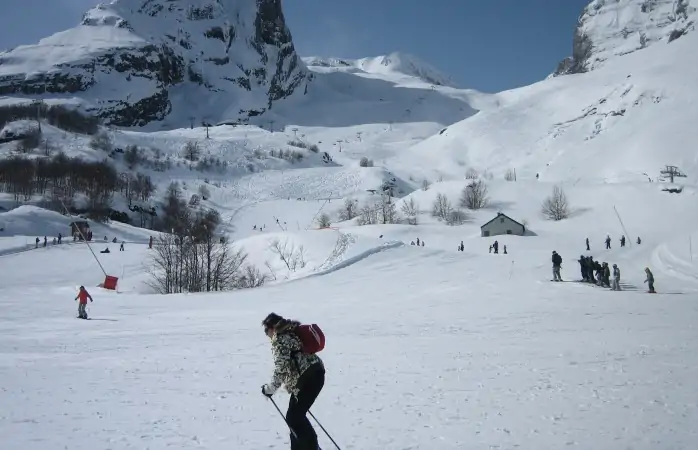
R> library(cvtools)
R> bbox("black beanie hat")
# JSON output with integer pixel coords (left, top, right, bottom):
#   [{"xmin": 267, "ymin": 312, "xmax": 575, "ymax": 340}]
[{"xmin": 262, "ymin": 312, "xmax": 283, "ymax": 329}]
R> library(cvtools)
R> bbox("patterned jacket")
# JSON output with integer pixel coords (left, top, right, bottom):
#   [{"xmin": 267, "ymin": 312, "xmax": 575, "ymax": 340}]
[{"xmin": 268, "ymin": 320, "xmax": 324, "ymax": 396}]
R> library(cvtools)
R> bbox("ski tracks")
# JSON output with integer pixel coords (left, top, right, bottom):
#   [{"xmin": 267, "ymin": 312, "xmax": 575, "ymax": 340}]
[{"xmin": 312, "ymin": 230, "xmax": 404, "ymax": 277}]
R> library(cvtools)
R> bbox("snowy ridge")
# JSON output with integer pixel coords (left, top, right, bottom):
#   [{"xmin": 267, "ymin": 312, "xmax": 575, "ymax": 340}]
[
  {"xmin": 554, "ymin": 0, "xmax": 696, "ymax": 75},
  {"xmin": 304, "ymin": 52, "xmax": 459, "ymax": 87}
]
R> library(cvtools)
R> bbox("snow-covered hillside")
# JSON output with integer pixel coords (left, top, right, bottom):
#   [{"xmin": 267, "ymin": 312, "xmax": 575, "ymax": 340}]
[
  {"xmin": 554, "ymin": 0, "xmax": 696, "ymax": 75},
  {"xmin": 392, "ymin": 26, "xmax": 698, "ymax": 184},
  {"xmin": 2, "ymin": 176, "xmax": 698, "ymax": 449}
]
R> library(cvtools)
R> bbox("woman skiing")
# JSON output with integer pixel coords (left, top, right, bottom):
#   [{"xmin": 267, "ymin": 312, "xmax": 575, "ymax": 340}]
[{"xmin": 261, "ymin": 313, "xmax": 325, "ymax": 450}]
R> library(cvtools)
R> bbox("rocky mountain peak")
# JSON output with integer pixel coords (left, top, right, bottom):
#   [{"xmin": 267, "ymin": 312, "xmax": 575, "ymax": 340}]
[
  {"xmin": 0, "ymin": 0, "xmax": 309, "ymax": 127},
  {"xmin": 553, "ymin": 0, "xmax": 696, "ymax": 76}
]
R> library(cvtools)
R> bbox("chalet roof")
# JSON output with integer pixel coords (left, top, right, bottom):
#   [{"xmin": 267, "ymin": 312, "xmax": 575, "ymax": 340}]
[{"xmin": 480, "ymin": 212, "xmax": 525, "ymax": 230}]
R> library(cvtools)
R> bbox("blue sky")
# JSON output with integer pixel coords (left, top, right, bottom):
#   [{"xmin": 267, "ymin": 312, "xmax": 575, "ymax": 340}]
[{"xmin": 0, "ymin": 0, "xmax": 590, "ymax": 92}]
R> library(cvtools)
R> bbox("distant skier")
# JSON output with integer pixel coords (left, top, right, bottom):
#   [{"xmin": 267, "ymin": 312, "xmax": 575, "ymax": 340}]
[
  {"xmin": 611, "ymin": 264, "xmax": 621, "ymax": 291},
  {"xmin": 43, "ymin": 236, "xmax": 47, "ymax": 247},
  {"xmin": 551, "ymin": 251, "xmax": 562, "ymax": 281},
  {"xmin": 261, "ymin": 313, "xmax": 325, "ymax": 450},
  {"xmin": 586, "ymin": 237, "xmax": 590, "ymax": 251},
  {"xmin": 416, "ymin": 237, "xmax": 420, "ymax": 246},
  {"xmin": 459, "ymin": 241, "xmax": 464, "ymax": 252},
  {"xmin": 149, "ymin": 236, "xmax": 154, "ymax": 249},
  {"xmin": 620, "ymin": 235, "xmax": 626, "ymax": 247},
  {"xmin": 493, "ymin": 240, "xmax": 499, "ymax": 254},
  {"xmin": 637, "ymin": 236, "xmax": 641, "ymax": 245},
  {"xmin": 75, "ymin": 286, "xmax": 93, "ymax": 319},
  {"xmin": 120, "ymin": 241, "xmax": 125, "ymax": 251},
  {"xmin": 644, "ymin": 267, "xmax": 656, "ymax": 293},
  {"xmin": 58, "ymin": 233, "xmax": 62, "ymax": 244},
  {"xmin": 605, "ymin": 235, "xmax": 611, "ymax": 249},
  {"xmin": 503, "ymin": 245, "xmax": 507, "ymax": 254}
]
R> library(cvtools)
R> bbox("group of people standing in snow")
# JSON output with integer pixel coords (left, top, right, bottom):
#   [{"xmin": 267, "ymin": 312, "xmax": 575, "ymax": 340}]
[{"xmin": 551, "ymin": 233, "xmax": 656, "ymax": 293}]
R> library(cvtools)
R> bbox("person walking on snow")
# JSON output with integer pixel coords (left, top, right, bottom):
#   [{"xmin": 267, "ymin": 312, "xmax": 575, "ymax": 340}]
[
  {"xmin": 586, "ymin": 238, "xmax": 590, "ymax": 251},
  {"xmin": 611, "ymin": 264, "xmax": 621, "ymax": 291},
  {"xmin": 552, "ymin": 251, "xmax": 563, "ymax": 281},
  {"xmin": 120, "ymin": 241, "xmax": 125, "ymax": 251},
  {"xmin": 605, "ymin": 235, "xmax": 611, "ymax": 249},
  {"xmin": 620, "ymin": 235, "xmax": 626, "ymax": 247},
  {"xmin": 75, "ymin": 286, "xmax": 93, "ymax": 319},
  {"xmin": 261, "ymin": 313, "xmax": 325, "ymax": 450},
  {"xmin": 644, "ymin": 267, "xmax": 656, "ymax": 293}
]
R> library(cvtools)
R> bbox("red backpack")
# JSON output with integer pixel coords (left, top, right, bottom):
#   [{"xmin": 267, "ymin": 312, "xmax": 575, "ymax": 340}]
[{"xmin": 295, "ymin": 324, "xmax": 325, "ymax": 354}]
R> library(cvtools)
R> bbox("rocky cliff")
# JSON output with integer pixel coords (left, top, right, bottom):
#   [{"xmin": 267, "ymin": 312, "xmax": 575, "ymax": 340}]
[
  {"xmin": 0, "ymin": 0, "xmax": 309, "ymax": 127},
  {"xmin": 554, "ymin": 0, "xmax": 696, "ymax": 76}
]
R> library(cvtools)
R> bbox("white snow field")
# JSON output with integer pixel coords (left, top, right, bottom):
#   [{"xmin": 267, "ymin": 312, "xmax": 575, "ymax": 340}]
[{"xmin": 2, "ymin": 170, "xmax": 698, "ymax": 449}]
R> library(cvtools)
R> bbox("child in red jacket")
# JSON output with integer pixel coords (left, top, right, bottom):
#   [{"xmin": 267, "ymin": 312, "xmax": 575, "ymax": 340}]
[{"xmin": 75, "ymin": 286, "xmax": 93, "ymax": 319}]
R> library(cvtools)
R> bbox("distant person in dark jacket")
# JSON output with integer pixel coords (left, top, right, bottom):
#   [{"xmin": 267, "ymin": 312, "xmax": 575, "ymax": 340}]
[
  {"xmin": 552, "ymin": 251, "xmax": 562, "ymax": 281},
  {"xmin": 644, "ymin": 268, "xmax": 655, "ymax": 293}
]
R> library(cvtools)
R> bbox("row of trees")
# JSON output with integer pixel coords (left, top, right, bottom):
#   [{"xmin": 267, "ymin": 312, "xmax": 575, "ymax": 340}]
[
  {"xmin": 0, "ymin": 153, "xmax": 155, "ymax": 221},
  {"xmin": 148, "ymin": 182, "xmax": 267, "ymax": 294},
  {"xmin": 323, "ymin": 180, "xmax": 571, "ymax": 227},
  {"xmin": 0, "ymin": 101, "xmax": 100, "ymax": 135}
]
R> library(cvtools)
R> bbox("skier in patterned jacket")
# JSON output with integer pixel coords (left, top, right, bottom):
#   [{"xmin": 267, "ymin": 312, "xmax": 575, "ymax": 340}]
[{"xmin": 261, "ymin": 313, "xmax": 325, "ymax": 450}]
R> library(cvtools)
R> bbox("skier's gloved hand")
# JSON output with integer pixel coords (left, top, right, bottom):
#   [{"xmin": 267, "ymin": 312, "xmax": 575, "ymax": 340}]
[{"xmin": 261, "ymin": 384, "xmax": 276, "ymax": 397}]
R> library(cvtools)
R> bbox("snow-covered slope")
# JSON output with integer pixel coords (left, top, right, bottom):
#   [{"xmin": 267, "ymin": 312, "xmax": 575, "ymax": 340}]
[
  {"xmin": 0, "ymin": 0, "xmax": 308, "ymax": 127},
  {"xmin": 554, "ymin": 0, "xmax": 696, "ymax": 75},
  {"xmin": 1, "ymin": 180, "xmax": 698, "ymax": 449},
  {"xmin": 392, "ymin": 25, "xmax": 698, "ymax": 184}
]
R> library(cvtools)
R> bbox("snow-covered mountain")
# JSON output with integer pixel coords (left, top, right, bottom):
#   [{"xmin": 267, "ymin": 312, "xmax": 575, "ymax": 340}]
[
  {"xmin": 554, "ymin": 0, "xmax": 696, "ymax": 76},
  {"xmin": 0, "ymin": 0, "xmax": 308, "ymax": 127},
  {"xmin": 303, "ymin": 52, "xmax": 459, "ymax": 88}
]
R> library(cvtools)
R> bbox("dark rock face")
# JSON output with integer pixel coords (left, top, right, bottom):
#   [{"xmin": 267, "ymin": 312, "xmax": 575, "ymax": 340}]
[
  {"xmin": 0, "ymin": 0, "xmax": 309, "ymax": 127},
  {"xmin": 552, "ymin": 0, "xmax": 696, "ymax": 77}
]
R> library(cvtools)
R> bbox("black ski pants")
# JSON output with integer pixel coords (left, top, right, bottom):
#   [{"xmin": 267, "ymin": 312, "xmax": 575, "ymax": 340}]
[{"xmin": 287, "ymin": 364, "xmax": 325, "ymax": 450}]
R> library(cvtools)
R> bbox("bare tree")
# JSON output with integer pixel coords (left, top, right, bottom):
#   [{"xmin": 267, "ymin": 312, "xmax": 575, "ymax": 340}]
[
  {"xmin": 357, "ymin": 201, "xmax": 379, "ymax": 225},
  {"xmin": 378, "ymin": 194, "xmax": 399, "ymax": 224},
  {"xmin": 198, "ymin": 184, "xmax": 210, "ymax": 200},
  {"xmin": 183, "ymin": 141, "xmax": 201, "ymax": 162},
  {"xmin": 465, "ymin": 168, "xmax": 479, "ymax": 179},
  {"xmin": 541, "ymin": 185, "xmax": 570, "ymax": 221},
  {"xmin": 421, "ymin": 179, "xmax": 431, "ymax": 191},
  {"xmin": 316, "ymin": 212, "xmax": 332, "ymax": 228},
  {"xmin": 264, "ymin": 261, "xmax": 278, "ymax": 281},
  {"xmin": 359, "ymin": 157, "xmax": 374, "ymax": 167},
  {"xmin": 270, "ymin": 238, "xmax": 307, "ymax": 272},
  {"xmin": 432, "ymin": 193, "xmax": 453, "ymax": 221},
  {"xmin": 89, "ymin": 131, "xmax": 112, "ymax": 152},
  {"xmin": 460, "ymin": 180, "xmax": 489, "ymax": 210},
  {"xmin": 338, "ymin": 197, "xmax": 359, "ymax": 221},
  {"xmin": 446, "ymin": 209, "xmax": 469, "ymax": 226},
  {"xmin": 124, "ymin": 144, "xmax": 140, "ymax": 169},
  {"xmin": 236, "ymin": 265, "xmax": 267, "ymax": 288},
  {"xmin": 400, "ymin": 197, "xmax": 419, "ymax": 225},
  {"xmin": 504, "ymin": 168, "xmax": 516, "ymax": 181}
]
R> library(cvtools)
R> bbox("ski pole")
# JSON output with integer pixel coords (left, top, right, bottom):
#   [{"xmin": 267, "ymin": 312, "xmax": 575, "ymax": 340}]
[
  {"xmin": 268, "ymin": 397, "xmax": 298, "ymax": 439},
  {"xmin": 309, "ymin": 410, "xmax": 342, "ymax": 450}
]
